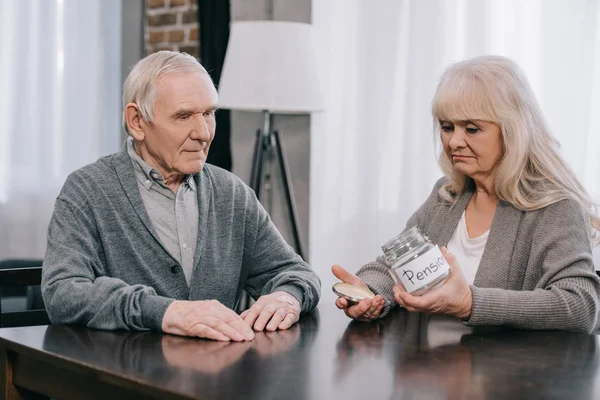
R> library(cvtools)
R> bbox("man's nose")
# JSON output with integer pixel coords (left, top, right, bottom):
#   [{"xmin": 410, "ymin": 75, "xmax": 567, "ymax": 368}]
[{"xmin": 191, "ymin": 115, "xmax": 212, "ymax": 141}]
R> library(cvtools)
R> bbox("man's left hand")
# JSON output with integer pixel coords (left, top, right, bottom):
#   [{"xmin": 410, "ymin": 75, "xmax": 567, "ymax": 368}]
[
  {"xmin": 393, "ymin": 247, "xmax": 473, "ymax": 320},
  {"xmin": 240, "ymin": 291, "xmax": 301, "ymax": 331}
]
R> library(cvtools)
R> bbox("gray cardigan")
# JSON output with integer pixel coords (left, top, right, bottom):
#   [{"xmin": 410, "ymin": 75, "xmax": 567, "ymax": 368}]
[
  {"xmin": 358, "ymin": 178, "xmax": 600, "ymax": 333},
  {"xmin": 42, "ymin": 146, "xmax": 321, "ymax": 331}
]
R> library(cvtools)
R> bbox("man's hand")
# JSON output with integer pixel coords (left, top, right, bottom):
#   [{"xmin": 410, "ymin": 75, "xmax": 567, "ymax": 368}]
[
  {"xmin": 393, "ymin": 247, "xmax": 472, "ymax": 319},
  {"xmin": 332, "ymin": 265, "xmax": 385, "ymax": 322},
  {"xmin": 240, "ymin": 291, "xmax": 301, "ymax": 331},
  {"xmin": 162, "ymin": 300, "xmax": 255, "ymax": 341}
]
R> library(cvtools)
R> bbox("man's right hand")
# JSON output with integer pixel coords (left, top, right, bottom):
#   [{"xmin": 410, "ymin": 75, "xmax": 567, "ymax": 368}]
[
  {"xmin": 162, "ymin": 300, "xmax": 255, "ymax": 341},
  {"xmin": 332, "ymin": 265, "xmax": 385, "ymax": 322}
]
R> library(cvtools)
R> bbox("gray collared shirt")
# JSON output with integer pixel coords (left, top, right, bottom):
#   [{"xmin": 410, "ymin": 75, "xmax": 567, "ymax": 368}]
[{"xmin": 126, "ymin": 138, "xmax": 198, "ymax": 285}]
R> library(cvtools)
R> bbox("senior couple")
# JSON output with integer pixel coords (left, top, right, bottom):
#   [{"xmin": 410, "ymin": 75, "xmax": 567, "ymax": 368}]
[{"xmin": 42, "ymin": 51, "xmax": 600, "ymax": 339}]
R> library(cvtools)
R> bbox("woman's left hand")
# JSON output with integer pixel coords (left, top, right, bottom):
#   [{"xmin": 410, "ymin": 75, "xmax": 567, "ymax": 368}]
[{"xmin": 393, "ymin": 247, "xmax": 473, "ymax": 320}]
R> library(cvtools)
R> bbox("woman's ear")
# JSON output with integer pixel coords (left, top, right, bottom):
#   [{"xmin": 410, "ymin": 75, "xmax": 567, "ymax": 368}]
[{"xmin": 124, "ymin": 103, "xmax": 145, "ymax": 141}]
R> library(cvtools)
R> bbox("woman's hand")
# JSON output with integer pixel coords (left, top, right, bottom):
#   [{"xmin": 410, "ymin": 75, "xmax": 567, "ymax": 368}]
[
  {"xmin": 393, "ymin": 247, "xmax": 472, "ymax": 319},
  {"xmin": 332, "ymin": 265, "xmax": 385, "ymax": 322}
]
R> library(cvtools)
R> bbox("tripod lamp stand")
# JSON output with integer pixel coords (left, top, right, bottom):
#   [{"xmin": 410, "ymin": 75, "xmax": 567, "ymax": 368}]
[{"xmin": 218, "ymin": 21, "xmax": 323, "ymax": 260}]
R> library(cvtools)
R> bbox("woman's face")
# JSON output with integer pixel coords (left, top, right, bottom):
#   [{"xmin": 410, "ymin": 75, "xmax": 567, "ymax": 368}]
[{"xmin": 439, "ymin": 119, "xmax": 504, "ymax": 182}]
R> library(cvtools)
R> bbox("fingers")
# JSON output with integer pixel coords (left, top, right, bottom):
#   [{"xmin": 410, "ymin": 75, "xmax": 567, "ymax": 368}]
[
  {"xmin": 225, "ymin": 313, "xmax": 256, "ymax": 341},
  {"xmin": 332, "ymin": 264, "xmax": 375, "ymax": 318},
  {"xmin": 163, "ymin": 300, "xmax": 256, "ymax": 341},
  {"xmin": 188, "ymin": 323, "xmax": 234, "ymax": 342},
  {"xmin": 191, "ymin": 307, "xmax": 255, "ymax": 342},
  {"xmin": 199, "ymin": 301, "xmax": 255, "ymax": 341},
  {"xmin": 266, "ymin": 308, "xmax": 287, "ymax": 331},
  {"xmin": 247, "ymin": 292, "xmax": 302, "ymax": 331},
  {"xmin": 345, "ymin": 298, "xmax": 373, "ymax": 319},
  {"xmin": 393, "ymin": 285, "xmax": 435, "ymax": 313},
  {"xmin": 441, "ymin": 246, "xmax": 459, "ymax": 273},
  {"xmin": 366, "ymin": 295, "xmax": 383, "ymax": 312},
  {"xmin": 214, "ymin": 318, "xmax": 249, "ymax": 342},
  {"xmin": 336, "ymin": 297, "xmax": 349, "ymax": 309},
  {"xmin": 391, "ymin": 251, "xmax": 471, "ymax": 318},
  {"xmin": 441, "ymin": 246, "xmax": 455, "ymax": 263},
  {"xmin": 206, "ymin": 302, "xmax": 255, "ymax": 341},
  {"xmin": 393, "ymin": 285, "xmax": 415, "ymax": 309},
  {"xmin": 360, "ymin": 296, "xmax": 384, "ymax": 320},
  {"xmin": 373, "ymin": 300, "xmax": 385, "ymax": 317},
  {"xmin": 243, "ymin": 293, "xmax": 301, "ymax": 332},
  {"xmin": 365, "ymin": 295, "xmax": 384, "ymax": 317},
  {"xmin": 338, "ymin": 294, "xmax": 385, "ymax": 321},
  {"xmin": 278, "ymin": 313, "xmax": 297, "ymax": 330},
  {"xmin": 253, "ymin": 305, "xmax": 277, "ymax": 331},
  {"xmin": 331, "ymin": 265, "xmax": 366, "ymax": 287},
  {"xmin": 242, "ymin": 306, "xmax": 260, "ymax": 328},
  {"xmin": 440, "ymin": 247, "xmax": 468, "ymax": 284}
]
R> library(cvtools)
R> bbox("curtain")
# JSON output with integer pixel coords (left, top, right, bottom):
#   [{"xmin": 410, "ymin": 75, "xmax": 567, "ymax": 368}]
[
  {"xmin": 310, "ymin": 0, "xmax": 600, "ymax": 298},
  {"xmin": 199, "ymin": 0, "xmax": 232, "ymax": 171},
  {"xmin": 0, "ymin": 0, "xmax": 122, "ymax": 258}
]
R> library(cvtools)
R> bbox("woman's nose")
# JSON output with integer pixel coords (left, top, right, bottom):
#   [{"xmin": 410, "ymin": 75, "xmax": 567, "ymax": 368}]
[{"xmin": 448, "ymin": 128, "xmax": 466, "ymax": 149}]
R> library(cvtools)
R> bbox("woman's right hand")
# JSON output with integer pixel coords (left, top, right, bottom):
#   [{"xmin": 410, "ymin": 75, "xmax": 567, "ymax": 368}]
[{"xmin": 331, "ymin": 265, "xmax": 385, "ymax": 322}]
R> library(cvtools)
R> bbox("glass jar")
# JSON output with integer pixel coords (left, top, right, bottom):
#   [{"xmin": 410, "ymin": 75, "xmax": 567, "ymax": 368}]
[{"xmin": 381, "ymin": 226, "xmax": 450, "ymax": 296}]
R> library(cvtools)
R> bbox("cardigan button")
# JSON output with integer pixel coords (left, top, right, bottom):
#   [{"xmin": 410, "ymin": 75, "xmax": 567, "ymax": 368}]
[{"xmin": 170, "ymin": 265, "xmax": 180, "ymax": 274}]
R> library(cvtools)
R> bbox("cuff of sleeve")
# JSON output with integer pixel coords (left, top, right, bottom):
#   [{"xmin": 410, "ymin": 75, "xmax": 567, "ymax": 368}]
[
  {"xmin": 377, "ymin": 302, "xmax": 396, "ymax": 319},
  {"xmin": 464, "ymin": 286, "xmax": 508, "ymax": 327},
  {"xmin": 272, "ymin": 285, "xmax": 305, "ymax": 312},
  {"xmin": 140, "ymin": 294, "xmax": 175, "ymax": 331},
  {"xmin": 357, "ymin": 265, "xmax": 396, "ymax": 307},
  {"xmin": 364, "ymin": 282, "xmax": 396, "ymax": 319}
]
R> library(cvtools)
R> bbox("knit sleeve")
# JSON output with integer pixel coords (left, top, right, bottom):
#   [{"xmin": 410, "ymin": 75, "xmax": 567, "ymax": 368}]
[{"xmin": 467, "ymin": 199, "xmax": 600, "ymax": 333}]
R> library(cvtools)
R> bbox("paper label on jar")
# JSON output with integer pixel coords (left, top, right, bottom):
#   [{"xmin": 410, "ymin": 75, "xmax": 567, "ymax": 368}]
[{"xmin": 390, "ymin": 245, "xmax": 449, "ymax": 293}]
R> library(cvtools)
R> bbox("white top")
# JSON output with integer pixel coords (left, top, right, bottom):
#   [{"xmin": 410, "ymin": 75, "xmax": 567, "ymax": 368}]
[
  {"xmin": 426, "ymin": 212, "xmax": 489, "ymax": 348},
  {"xmin": 445, "ymin": 211, "xmax": 489, "ymax": 285}
]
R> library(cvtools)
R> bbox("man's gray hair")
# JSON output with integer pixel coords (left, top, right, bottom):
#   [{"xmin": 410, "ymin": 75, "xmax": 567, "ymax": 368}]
[{"xmin": 122, "ymin": 51, "xmax": 210, "ymax": 134}]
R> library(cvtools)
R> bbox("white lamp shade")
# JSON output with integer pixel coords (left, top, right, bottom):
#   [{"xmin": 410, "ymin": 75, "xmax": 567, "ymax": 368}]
[{"xmin": 217, "ymin": 21, "xmax": 323, "ymax": 113}]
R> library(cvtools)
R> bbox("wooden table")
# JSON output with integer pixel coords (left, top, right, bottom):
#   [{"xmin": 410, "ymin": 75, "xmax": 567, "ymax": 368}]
[{"xmin": 0, "ymin": 304, "xmax": 599, "ymax": 399}]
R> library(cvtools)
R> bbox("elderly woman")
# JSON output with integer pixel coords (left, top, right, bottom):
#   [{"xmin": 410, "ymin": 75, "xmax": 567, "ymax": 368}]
[{"xmin": 333, "ymin": 55, "xmax": 600, "ymax": 333}]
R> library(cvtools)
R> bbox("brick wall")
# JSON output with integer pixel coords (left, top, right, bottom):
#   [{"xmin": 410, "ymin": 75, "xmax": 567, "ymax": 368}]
[{"xmin": 145, "ymin": 0, "xmax": 199, "ymax": 58}]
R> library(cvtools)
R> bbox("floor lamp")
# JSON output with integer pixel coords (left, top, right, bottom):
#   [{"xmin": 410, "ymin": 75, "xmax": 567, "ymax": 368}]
[{"xmin": 218, "ymin": 21, "xmax": 323, "ymax": 261}]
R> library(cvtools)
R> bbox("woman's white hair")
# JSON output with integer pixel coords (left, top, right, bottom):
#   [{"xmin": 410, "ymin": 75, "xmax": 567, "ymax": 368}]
[
  {"xmin": 122, "ymin": 50, "xmax": 210, "ymax": 134},
  {"xmin": 432, "ymin": 55, "xmax": 600, "ymax": 244}
]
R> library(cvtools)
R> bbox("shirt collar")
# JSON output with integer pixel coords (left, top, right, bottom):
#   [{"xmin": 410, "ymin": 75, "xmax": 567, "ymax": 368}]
[{"xmin": 126, "ymin": 137, "xmax": 196, "ymax": 192}]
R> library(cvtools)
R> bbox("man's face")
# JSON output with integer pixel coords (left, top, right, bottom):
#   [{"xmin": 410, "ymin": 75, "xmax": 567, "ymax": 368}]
[{"xmin": 139, "ymin": 72, "xmax": 218, "ymax": 176}]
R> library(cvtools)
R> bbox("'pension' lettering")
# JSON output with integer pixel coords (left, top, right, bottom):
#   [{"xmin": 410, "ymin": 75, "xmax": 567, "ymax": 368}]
[{"xmin": 394, "ymin": 248, "xmax": 449, "ymax": 292}]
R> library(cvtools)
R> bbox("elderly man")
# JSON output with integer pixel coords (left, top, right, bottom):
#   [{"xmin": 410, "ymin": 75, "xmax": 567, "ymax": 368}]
[{"xmin": 42, "ymin": 51, "xmax": 321, "ymax": 341}]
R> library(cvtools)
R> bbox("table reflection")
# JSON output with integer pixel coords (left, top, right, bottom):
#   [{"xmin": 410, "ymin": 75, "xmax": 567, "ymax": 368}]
[
  {"xmin": 161, "ymin": 336, "xmax": 252, "ymax": 373},
  {"xmin": 33, "ymin": 307, "xmax": 600, "ymax": 400},
  {"xmin": 42, "ymin": 311, "xmax": 319, "ymax": 399},
  {"xmin": 161, "ymin": 321, "xmax": 303, "ymax": 372},
  {"xmin": 336, "ymin": 311, "xmax": 599, "ymax": 399}
]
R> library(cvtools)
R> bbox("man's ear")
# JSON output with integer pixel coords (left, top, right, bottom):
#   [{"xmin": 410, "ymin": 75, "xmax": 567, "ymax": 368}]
[{"xmin": 124, "ymin": 103, "xmax": 145, "ymax": 141}]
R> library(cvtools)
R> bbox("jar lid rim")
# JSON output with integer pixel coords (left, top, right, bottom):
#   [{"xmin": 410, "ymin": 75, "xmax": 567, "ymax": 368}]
[{"xmin": 381, "ymin": 226, "xmax": 424, "ymax": 252}]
